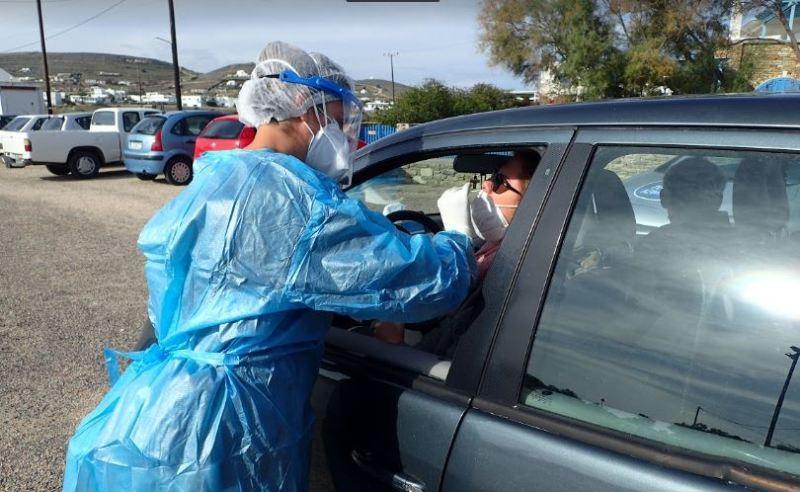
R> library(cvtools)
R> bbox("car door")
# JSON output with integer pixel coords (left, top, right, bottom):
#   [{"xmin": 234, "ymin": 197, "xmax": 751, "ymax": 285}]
[
  {"xmin": 310, "ymin": 126, "xmax": 574, "ymax": 492},
  {"xmin": 171, "ymin": 115, "xmax": 215, "ymax": 157},
  {"xmin": 442, "ymin": 126, "xmax": 800, "ymax": 491}
]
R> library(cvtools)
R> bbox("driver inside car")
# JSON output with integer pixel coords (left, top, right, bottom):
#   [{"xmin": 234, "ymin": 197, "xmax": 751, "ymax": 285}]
[{"xmin": 374, "ymin": 150, "xmax": 539, "ymax": 350}]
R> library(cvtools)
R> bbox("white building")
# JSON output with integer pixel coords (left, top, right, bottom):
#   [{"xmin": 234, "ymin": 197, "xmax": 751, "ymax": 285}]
[
  {"xmin": 234, "ymin": 69, "xmax": 249, "ymax": 78},
  {"xmin": 43, "ymin": 91, "xmax": 64, "ymax": 106},
  {"xmin": 364, "ymin": 99, "xmax": 392, "ymax": 112},
  {"xmin": 142, "ymin": 92, "xmax": 176, "ymax": 104},
  {"xmin": 214, "ymin": 96, "xmax": 237, "ymax": 108},
  {"xmin": 181, "ymin": 94, "xmax": 205, "ymax": 108}
]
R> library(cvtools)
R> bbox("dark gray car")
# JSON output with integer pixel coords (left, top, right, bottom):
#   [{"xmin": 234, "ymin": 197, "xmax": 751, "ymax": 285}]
[{"xmin": 310, "ymin": 94, "xmax": 800, "ymax": 491}]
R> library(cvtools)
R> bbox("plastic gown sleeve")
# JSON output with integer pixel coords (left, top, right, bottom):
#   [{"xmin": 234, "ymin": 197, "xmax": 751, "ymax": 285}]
[{"xmin": 286, "ymin": 194, "xmax": 476, "ymax": 323}]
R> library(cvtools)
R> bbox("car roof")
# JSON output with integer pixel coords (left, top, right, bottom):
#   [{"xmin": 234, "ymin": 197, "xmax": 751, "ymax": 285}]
[
  {"xmin": 358, "ymin": 94, "xmax": 800, "ymax": 157},
  {"xmin": 210, "ymin": 114, "xmax": 240, "ymax": 122}
]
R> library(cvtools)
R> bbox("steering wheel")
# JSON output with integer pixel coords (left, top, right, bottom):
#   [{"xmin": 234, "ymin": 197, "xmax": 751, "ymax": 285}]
[{"xmin": 385, "ymin": 210, "xmax": 443, "ymax": 234}]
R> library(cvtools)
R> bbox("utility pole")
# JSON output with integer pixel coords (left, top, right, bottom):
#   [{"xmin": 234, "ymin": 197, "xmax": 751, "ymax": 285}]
[
  {"xmin": 35, "ymin": 0, "xmax": 53, "ymax": 114},
  {"xmin": 692, "ymin": 406, "xmax": 703, "ymax": 427},
  {"xmin": 167, "ymin": 0, "xmax": 183, "ymax": 110},
  {"xmin": 765, "ymin": 346, "xmax": 800, "ymax": 448},
  {"xmin": 384, "ymin": 52, "xmax": 398, "ymax": 105}
]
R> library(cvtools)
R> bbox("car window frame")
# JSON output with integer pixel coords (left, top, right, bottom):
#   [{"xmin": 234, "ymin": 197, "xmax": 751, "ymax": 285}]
[
  {"xmin": 473, "ymin": 125, "xmax": 800, "ymax": 489},
  {"xmin": 337, "ymin": 126, "xmax": 574, "ymax": 396},
  {"xmin": 122, "ymin": 112, "xmax": 141, "ymax": 133}
]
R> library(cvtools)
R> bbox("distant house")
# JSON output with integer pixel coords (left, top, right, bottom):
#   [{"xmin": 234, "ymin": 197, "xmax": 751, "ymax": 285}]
[
  {"xmin": 364, "ymin": 100, "xmax": 392, "ymax": 112},
  {"xmin": 214, "ymin": 96, "xmax": 237, "ymax": 108},
  {"xmin": 43, "ymin": 91, "xmax": 64, "ymax": 106},
  {"xmin": 235, "ymin": 69, "xmax": 249, "ymax": 78},
  {"xmin": 182, "ymin": 94, "xmax": 204, "ymax": 108},
  {"xmin": 143, "ymin": 92, "xmax": 176, "ymax": 104},
  {"xmin": 225, "ymin": 80, "xmax": 239, "ymax": 87}
]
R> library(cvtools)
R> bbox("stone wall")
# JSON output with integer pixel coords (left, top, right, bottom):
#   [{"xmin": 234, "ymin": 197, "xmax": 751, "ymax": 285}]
[
  {"xmin": 725, "ymin": 39, "xmax": 800, "ymax": 87},
  {"xmin": 403, "ymin": 157, "xmax": 473, "ymax": 186}
]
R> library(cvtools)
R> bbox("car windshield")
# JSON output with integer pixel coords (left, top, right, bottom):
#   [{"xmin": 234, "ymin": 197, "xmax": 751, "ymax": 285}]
[
  {"xmin": 200, "ymin": 119, "xmax": 244, "ymax": 139},
  {"xmin": 3, "ymin": 117, "xmax": 30, "ymax": 131},
  {"xmin": 132, "ymin": 116, "xmax": 166, "ymax": 135},
  {"xmin": 40, "ymin": 117, "xmax": 64, "ymax": 131}
]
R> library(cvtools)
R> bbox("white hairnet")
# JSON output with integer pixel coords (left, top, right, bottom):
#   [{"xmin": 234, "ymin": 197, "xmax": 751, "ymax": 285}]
[{"xmin": 237, "ymin": 41, "xmax": 354, "ymax": 128}]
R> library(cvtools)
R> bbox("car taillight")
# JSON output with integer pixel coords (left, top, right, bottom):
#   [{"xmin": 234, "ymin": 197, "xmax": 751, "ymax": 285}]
[
  {"xmin": 151, "ymin": 130, "xmax": 163, "ymax": 152},
  {"xmin": 239, "ymin": 127, "xmax": 256, "ymax": 146},
  {"xmin": 24, "ymin": 138, "xmax": 31, "ymax": 152}
]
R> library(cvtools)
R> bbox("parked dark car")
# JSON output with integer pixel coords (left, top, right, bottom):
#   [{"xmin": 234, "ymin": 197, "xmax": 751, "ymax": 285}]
[
  {"xmin": 308, "ymin": 94, "xmax": 800, "ymax": 491},
  {"xmin": 124, "ymin": 110, "xmax": 222, "ymax": 185}
]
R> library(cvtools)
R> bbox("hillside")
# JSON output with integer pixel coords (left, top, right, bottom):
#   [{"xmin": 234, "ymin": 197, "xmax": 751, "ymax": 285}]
[
  {"xmin": 0, "ymin": 52, "xmax": 412, "ymax": 101},
  {"xmin": 0, "ymin": 52, "xmax": 197, "ymax": 91}
]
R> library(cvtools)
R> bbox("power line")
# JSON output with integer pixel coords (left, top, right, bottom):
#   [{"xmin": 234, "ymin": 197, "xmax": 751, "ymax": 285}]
[{"xmin": 2, "ymin": 0, "xmax": 128, "ymax": 53}]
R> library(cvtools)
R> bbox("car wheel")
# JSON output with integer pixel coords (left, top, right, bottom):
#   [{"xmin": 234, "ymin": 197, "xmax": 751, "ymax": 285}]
[
  {"xmin": 45, "ymin": 164, "xmax": 70, "ymax": 176},
  {"xmin": 136, "ymin": 172, "xmax": 157, "ymax": 181},
  {"xmin": 164, "ymin": 157, "xmax": 193, "ymax": 186},
  {"xmin": 67, "ymin": 150, "xmax": 100, "ymax": 179}
]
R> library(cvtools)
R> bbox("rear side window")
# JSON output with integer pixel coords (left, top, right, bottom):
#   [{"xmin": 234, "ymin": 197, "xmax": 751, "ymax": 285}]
[
  {"xmin": 41, "ymin": 117, "xmax": 64, "ymax": 131},
  {"xmin": 92, "ymin": 111, "xmax": 115, "ymax": 127},
  {"xmin": 122, "ymin": 112, "xmax": 141, "ymax": 133},
  {"xmin": 4, "ymin": 117, "xmax": 30, "ymax": 131},
  {"xmin": 76, "ymin": 116, "xmax": 91, "ymax": 130},
  {"xmin": 521, "ymin": 146, "xmax": 800, "ymax": 477},
  {"xmin": 171, "ymin": 115, "xmax": 215, "ymax": 137},
  {"xmin": 30, "ymin": 117, "xmax": 48, "ymax": 131},
  {"xmin": 199, "ymin": 119, "xmax": 244, "ymax": 139},
  {"xmin": 132, "ymin": 116, "xmax": 166, "ymax": 136}
]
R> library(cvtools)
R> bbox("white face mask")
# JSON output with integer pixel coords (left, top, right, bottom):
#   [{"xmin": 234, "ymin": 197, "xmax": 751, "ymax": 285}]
[
  {"xmin": 303, "ymin": 118, "xmax": 352, "ymax": 185},
  {"xmin": 469, "ymin": 190, "xmax": 517, "ymax": 243}
]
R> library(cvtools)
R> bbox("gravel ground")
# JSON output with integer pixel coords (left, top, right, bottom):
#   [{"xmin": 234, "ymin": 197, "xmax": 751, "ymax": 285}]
[{"xmin": 0, "ymin": 165, "xmax": 332, "ymax": 491}]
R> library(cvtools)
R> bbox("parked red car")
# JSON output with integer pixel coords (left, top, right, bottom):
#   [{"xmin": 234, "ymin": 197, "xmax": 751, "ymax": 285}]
[{"xmin": 193, "ymin": 115, "xmax": 256, "ymax": 158}]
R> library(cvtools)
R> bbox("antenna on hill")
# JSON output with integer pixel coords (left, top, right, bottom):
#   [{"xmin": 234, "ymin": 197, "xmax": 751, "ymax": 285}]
[{"xmin": 35, "ymin": 0, "xmax": 53, "ymax": 114}]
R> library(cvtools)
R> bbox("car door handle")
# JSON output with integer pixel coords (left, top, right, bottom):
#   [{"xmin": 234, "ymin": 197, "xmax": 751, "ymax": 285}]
[{"xmin": 351, "ymin": 450, "xmax": 425, "ymax": 492}]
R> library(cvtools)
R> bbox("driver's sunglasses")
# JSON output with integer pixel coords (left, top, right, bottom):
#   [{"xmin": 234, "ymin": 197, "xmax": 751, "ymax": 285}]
[{"xmin": 490, "ymin": 172, "xmax": 522, "ymax": 195}]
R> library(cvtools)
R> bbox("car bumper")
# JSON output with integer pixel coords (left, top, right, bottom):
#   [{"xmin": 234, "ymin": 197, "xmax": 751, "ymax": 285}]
[
  {"xmin": 123, "ymin": 153, "xmax": 165, "ymax": 174},
  {"xmin": 1, "ymin": 154, "xmax": 31, "ymax": 168}
]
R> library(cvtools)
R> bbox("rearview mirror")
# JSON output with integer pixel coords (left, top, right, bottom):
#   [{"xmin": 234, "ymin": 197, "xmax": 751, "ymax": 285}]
[{"xmin": 453, "ymin": 154, "xmax": 510, "ymax": 174}]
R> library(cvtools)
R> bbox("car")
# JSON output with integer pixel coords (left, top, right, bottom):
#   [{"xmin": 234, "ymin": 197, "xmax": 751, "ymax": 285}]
[
  {"xmin": 192, "ymin": 114, "xmax": 255, "ymax": 159},
  {"xmin": 135, "ymin": 95, "xmax": 800, "ymax": 490},
  {"xmin": 0, "ymin": 115, "xmax": 16, "ymax": 130},
  {"xmin": 5, "ymin": 108, "xmax": 161, "ymax": 177},
  {"xmin": 0, "ymin": 114, "xmax": 52, "ymax": 167},
  {"xmin": 124, "ymin": 110, "xmax": 222, "ymax": 185},
  {"xmin": 0, "ymin": 112, "xmax": 93, "ymax": 171},
  {"xmin": 306, "ymin": 94, "xmax": 800, "ymax": 491}
]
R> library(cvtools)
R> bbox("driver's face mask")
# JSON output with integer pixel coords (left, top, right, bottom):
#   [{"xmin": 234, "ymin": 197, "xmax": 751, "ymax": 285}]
[
  {"xmin": 469, "ymin": 190, "xmax": 517, "ymax": 243},
  {"xmin": 303, "ymin": 109, "xmax": 352, "ymax": 185}
]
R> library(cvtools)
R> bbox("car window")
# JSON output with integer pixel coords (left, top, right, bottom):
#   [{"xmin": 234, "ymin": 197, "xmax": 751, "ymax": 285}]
[
  {"xmin": 76, "ymin": 116, "xmax": 91, "ymax": 130},
  {"xmin": 521, "ymin": 146, "xmax": 800, "ymax": 477},
  {"xmin": 171, "ymin": 115, "xmax": 214, "ymax": 137},
  {"xmin": 199, "ymin": 119, "xmax": 244, "ymax": 139},
  {"xmin": 4, "ymin": 117, "xmax": 30, "ymax": 131},
  {"xmin": 92, "ymin": 111, "xmax": 115, "ymax": 127},
  {"xmin": 122, "ymin": 112, "xmax": 141, "ymax": 133},
  {"xmin": 30, "ymin": 117, "xmax": 49, "ymax": 131},
  {"xmin": 41, "ymin": 117, "xmax": 64, "ymax": 131},
  {"xmin": 132, "ymin": 116, "xmax": 166, "ymax": 136},
  {"xmin": 347, "ymin": 156, "xmax": 475, "ymax": 214}
]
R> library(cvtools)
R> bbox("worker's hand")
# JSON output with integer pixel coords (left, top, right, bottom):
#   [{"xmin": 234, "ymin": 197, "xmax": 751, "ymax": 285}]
[
  {"xmin": 372, "ymin": 320, "xmax": 405, "ymax": 345},
  {"xmin": 437, "ymin": 184, "xmax": 478, "ymax": 243}
]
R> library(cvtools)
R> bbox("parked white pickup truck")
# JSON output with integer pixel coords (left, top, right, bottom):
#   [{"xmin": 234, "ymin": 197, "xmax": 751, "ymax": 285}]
[
  {"xmin": 0, "ymin": 112, "xmax": 92, "ymax": 171},
  {"xmin": 4, "ymin": 108, "xmax": 159, "ymax": 177},
  {"xmin": 0, "ymin": 114, "xmax": 52, "ymax": 165}
]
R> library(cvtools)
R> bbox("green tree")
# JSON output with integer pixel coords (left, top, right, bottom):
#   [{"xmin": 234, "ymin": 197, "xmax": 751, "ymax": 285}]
[
  {"xmin": 374, "ymin": 80, "xmax": 521, "ymax": 125},
  {"xmin": 479, "ymin": 0, "xmax": 751, "ymax": 98}
]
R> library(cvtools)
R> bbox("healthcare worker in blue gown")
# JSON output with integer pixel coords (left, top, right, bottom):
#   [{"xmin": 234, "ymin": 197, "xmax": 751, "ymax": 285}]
[{"xmin": 62, "ymin": 42, "xmax": 475, "ymax": 491}]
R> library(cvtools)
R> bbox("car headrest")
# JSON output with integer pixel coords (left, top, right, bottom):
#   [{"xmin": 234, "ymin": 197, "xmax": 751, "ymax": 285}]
[
  {"xmin": 452, "ymin": 154, "xmax": 510, "ymax": 174},
  {"xmin": 573, "ymin": 169, "xmax": 636, "ymax": 261},
  {"xmin": 732, "ymin": 158, "xmax": 788, "ymax": 233}
]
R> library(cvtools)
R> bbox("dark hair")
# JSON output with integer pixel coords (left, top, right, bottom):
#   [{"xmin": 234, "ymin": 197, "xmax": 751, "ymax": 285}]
[{"xmin": 513, "ymin": 149, "xmax": 541, "ymax": 178}]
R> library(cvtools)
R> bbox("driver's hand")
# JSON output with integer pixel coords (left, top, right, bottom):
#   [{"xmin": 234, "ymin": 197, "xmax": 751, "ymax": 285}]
[{"xmin": 437, "ymin": 184, "xmax": 478, "ymax": 242}]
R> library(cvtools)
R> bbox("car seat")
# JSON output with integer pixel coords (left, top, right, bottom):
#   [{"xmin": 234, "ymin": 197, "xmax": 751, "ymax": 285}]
[{"xmin": 732, "ymin": 158, "xmax": 789, "ymax": 242}]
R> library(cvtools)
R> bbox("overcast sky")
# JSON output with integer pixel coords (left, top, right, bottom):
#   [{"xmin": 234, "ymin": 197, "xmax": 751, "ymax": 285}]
[{"xmin": 0, "ymin": 0, "xmax": 529, "ymax": 90}]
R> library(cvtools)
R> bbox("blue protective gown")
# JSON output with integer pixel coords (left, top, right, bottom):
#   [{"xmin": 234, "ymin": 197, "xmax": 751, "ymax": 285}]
[{"xmin": 63, "ymin": 149, "xmax": 475, "ymax": 492}]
